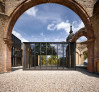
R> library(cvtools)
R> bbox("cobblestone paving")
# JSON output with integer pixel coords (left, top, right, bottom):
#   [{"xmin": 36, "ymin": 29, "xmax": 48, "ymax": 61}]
[{"xmin": 0, "ymin": 67, "xmax": 99, "ymax": 92}]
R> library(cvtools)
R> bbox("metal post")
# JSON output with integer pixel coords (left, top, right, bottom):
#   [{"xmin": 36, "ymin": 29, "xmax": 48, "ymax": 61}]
[
  {"xmin": 65, "ymin": 44, "xmax": 66, "ymax": 68},
  {"xmin": 40, "ymin": 43, "xmax": 41, "ymax": 69},
  {"xmin": 68, "ymin": 43, "xmax": 70, "ymax": 68},
  {"xmin": 57, "ymin": 43, "xmax": 58, "ymax": 69},
  {"xmin": 14, "ymin": 47, "xmax": 15, "ymax": 66},
  {"xmin": 51, "ymin": 46, "xmax": 53, "ymax": 69},
  {"xmin": 29, "ymin": 45, "xmax": 30, "ymax": 69},
  {"xmin": 63, "ymin": 43, "xmax": 64, "ymax": 69},
  {"xmin": 34, "ymin": 43, "xmax": 36, "ymax": 69},
  {"xmin": 74, "ymin": 42, "xmax": 76, "ymax": 70},
  {"xmin": 46, "ymin": 43, "xmax": 47, "ymax": 69},
  {"xmin": 23, "ymin": 43, "xmax": 26, "ymax": 69},
  {"xmin": 11, "ymin": 47, "xmax": 13, "ymax": 67}
]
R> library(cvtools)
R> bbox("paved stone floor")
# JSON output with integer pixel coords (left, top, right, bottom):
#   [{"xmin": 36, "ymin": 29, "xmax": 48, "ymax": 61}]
[{"xmin": 0, "ymin": 66, "xmax": 99, "ymax": 92}]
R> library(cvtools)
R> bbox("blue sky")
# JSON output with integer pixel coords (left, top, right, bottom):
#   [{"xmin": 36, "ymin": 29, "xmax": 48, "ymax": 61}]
[{"xmin": 12, "ymin": 3, "xmax": 87, "ymax": 42}]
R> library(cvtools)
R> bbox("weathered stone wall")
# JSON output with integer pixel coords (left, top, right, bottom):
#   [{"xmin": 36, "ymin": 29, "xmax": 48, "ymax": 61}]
[
  {"xmin": 0, "ymin": 0, "xmax": 97, "ymax": 17},
  {"xmin": 5, "ymin": 0, "xmax": 25, "ymax": 16},
  {"xmin": 90, "ymin": 14, "xmax": 99, "ymax": 72},
  {"xmin": 75, "ymin": 0, "xmax": 96, "ymax": 17},
  {"xmin": 0, "ymin": 0, "xmax": 5, "ymax": 13}
]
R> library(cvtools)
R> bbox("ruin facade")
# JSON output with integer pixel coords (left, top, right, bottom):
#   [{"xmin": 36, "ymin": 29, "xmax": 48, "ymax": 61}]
[{"xmin": 0, "ymin": 0, "xmax": 99, "ymax": 72}]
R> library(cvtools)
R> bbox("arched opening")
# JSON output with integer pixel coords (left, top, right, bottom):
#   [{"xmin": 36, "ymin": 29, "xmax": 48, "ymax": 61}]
[
  {"xmin": 77, "ymin": 36, "xmax": 87, "ymax": 42},
  {"xmin": 6, "ymin": 0, "xmax": 94, "ymax": 39},
  {"xmin": 11, "ymin": 3, "xmax": 83, "ymax": 70},
  {"xmin": 71, "ymin": 27, "xmax": 95, "ymax": 72},
  {"xmin": 76, "ymin": 36, "xmax": 88, "ymax": 68},
  {"xmin": 3, "ymin": 0, "xmax": 95, "ymax": 72}
]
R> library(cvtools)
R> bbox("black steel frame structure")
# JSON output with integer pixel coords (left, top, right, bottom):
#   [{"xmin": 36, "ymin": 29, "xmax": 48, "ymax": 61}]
[
  {"xmin": 23, "ymin": 42, "xmax": 76, "ymax": 70},
  {"xmin": 11, "ymin": 34, "xmax": 22, "ymax": 67}
]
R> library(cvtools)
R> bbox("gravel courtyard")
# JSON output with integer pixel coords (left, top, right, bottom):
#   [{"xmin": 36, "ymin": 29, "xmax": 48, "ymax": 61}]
[{"xmin": 0, "ymin": 66, "xmax": 99, "ymax": 92}]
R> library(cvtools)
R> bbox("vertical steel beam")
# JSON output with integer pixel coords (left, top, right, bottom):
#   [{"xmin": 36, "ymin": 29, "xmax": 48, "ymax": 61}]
[
  {"xmin": 46, "ymin": 43, "xmax": 47, "ymax": 69},
  {"xmin": 74, "ymin": 42, "xmax": 76, "ymax": 70},
  {"xmin": 68, "ymin": 43, "xmax": 70, "ymax": 68},
  {"xmin": 11, "ymin": 47, "xmax": 13, "ymax": 67},
  {"xmin": 65, "ymin": 43, "xmax": 67, "ymax": 68},
  {"xmin": 29, "ymin": 44, "xmax": 30, "ymax": 69},
  {"xmin": 63, "ymin": 43, "xmax": 64, "ymax": 69},
  {"xmin": 34, "ymin": 43, "xmax": 36, "ymax": 69},
  {"xmin": 57, "ymin": 43, "xmax": 58, "ymax": 69},
  {"xmin": 23, "ymin": 43, "xmax": 26, "ymax": 69},
  {"xmin": 40, "ymin": 43, "xmax": 41, "ymax": 69},
  {"xmin": 51, "ymin": 45, "xmax": 53, "ymax": 69},
  {"xmin": 14, "ymin": 47, "xmax": 15, "ymax": 66}
]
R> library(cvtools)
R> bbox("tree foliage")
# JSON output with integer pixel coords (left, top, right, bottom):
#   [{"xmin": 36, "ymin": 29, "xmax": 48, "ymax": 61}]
[
  {"xmin": 83, "ymin": 51, "xmax": 88, "ymax": 60},
  {"xmin": 31, "ymin": 43, "xmax": 57, "ymax": 55}
]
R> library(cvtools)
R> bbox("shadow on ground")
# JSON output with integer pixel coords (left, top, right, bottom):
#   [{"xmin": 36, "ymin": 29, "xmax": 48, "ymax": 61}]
[
  {"xmin": 11, "ymin": 66, "xmax": 23, "ymax": 71},
  {"xmin": 11, "ymin": 66, "xmax": 99, "ymax": 78},
  {"xmin": 76, "ymin": 67, "xmax": 99, "ymax": 78}
]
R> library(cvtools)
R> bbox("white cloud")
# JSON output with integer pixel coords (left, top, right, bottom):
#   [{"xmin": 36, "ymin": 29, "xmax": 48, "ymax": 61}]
[
  {"xmin": 25, "ymin": 7, "xmax": 62, "ymax": 23},
  {"xmin": 47, "ymin": 20, "xmax": 84, "ymax": 34},
  {"xmin": 47, "ymin": 23, "xmax": 56, "ymax": 31},
  {"xmin": 72, "ymin": 21, "xmax": 84, "ymax": 33},
  {"xmin": 56, "ymin": 20, "xmax": 70, "ymax": 33},
  {"xmin": 12, "ymin": 30, "xmax": 28, "ymax": 42},
  {"xmin": 47, "ymin": 20, "xmax": 70, "ymax": 34},
  {"xmin": 47, "ymin": 20, "xmax": 85, "ymax": 42},
  {"xmin": 25, "ymin": 7, "xmax": 38, "ymax": 16}
]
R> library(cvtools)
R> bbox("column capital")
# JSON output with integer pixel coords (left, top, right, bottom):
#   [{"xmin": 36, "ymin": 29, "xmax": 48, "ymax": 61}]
[{"xmin": 3, "ymin": 38, "xmax": 13, "ymax": 49}]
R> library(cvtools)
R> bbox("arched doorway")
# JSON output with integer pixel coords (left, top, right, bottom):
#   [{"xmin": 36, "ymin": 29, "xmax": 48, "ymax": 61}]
[
  {"xmin": 71, "ymin": 28, "xmax": 94, "ymax": 72},
  {"xmin": 76, "ymin": 36, "xmax": 88, "ymax": 68},
  {"xmin": 3, "ymin": 0, "xmax": 95, "ymax": 72}
]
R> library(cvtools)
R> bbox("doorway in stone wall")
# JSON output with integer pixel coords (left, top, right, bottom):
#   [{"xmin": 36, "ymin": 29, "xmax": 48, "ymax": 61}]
[{"xmin": 3, "ymin": 1, "xmax": 94, "ymax": 72}]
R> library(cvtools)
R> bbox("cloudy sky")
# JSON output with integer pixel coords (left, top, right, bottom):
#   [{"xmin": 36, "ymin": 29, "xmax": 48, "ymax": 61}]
[{"xmin": 12, "ymin": 3, "xmax": 87, "ymax": 42}]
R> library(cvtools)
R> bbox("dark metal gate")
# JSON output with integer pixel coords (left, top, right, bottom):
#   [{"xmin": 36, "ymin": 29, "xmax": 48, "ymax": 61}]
[{"xmin": 23, "ymin": 42, "xmax": 76, "ymax": 70}]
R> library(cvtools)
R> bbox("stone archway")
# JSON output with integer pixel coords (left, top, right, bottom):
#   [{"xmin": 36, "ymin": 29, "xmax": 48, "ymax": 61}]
[
  {"xmin": 0, "ymin": 0, "xmax": 95, "ymax": 73},
  {"xmin": 71, "ymin": 27, "xmax": 95, "ymax": 72},
  {"xmin": 5, "ymin": 0, "xmax": 94, "ymax": 39},
  {"xmin": 71, "ymin": 27, "xmax": 88, "ymax": 42}
]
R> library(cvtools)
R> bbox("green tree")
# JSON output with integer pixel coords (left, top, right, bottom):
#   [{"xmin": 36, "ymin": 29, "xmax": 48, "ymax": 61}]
[
  {"xmin": 47, "ymin": 57, "xmax": 52, "ymax": 65},
  {"xmin": 47, "ymin": 55, "xmax": 57, "ymax": 65},
  {"xmin": 31, "ymin": 43, "xmax": 57, "ymax": 55},
  {"xmin": 41, "ymin": 55, "xmax": 46, "ymax": 65},
  {"xmin": 83, "ymin": 51, "xmax": 88, "ymax": 60}
]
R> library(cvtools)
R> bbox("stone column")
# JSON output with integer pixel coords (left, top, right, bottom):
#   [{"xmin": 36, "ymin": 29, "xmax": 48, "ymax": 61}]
[
  {"xmin": 90, "ymin": 12, "xmax": 99, "ymax": 72},
  {"xmin": 87, "ymin": 41, "xmax": 94, "ymax": 72},
  {"xmin": 0, "ymin": 14, "xmax": 11, "ymax": 73},
  {"xmin": 3, "ymin": 38, "xmax": 13, "ymax": 72},
  {"xmin": 0, "ymin": 42, "xmax": 6, "ymax": 72},
  {"xmin": 6, "ymin": 44, "xmax": 12, "ymax": 71}
]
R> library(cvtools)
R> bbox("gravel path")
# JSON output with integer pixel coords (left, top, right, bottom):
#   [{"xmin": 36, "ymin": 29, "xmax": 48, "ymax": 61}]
[{"xmin": 0, "ymin": 66, "xmax": 99, "ymax": 92}]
